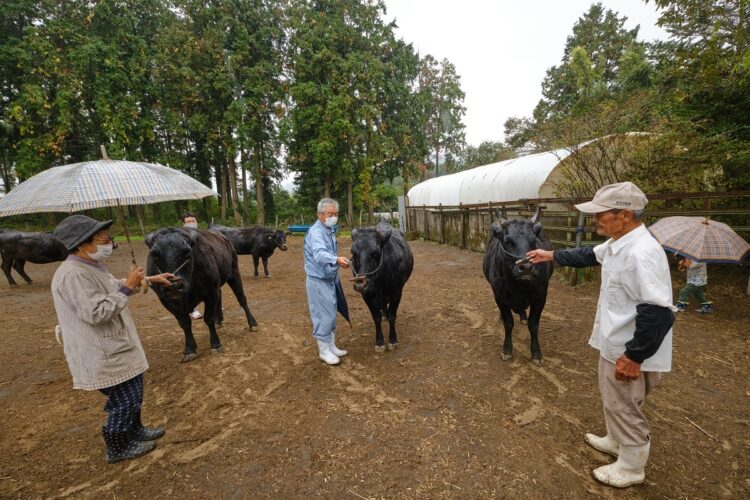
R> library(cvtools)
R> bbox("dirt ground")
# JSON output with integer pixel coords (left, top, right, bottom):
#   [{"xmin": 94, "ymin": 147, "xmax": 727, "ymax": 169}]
[{"xmin": 0, "ymin": 236, "xmax": 748, "ymax": 499}]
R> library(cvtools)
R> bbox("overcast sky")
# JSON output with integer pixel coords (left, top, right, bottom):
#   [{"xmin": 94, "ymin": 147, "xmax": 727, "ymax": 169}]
[{"xmin": 381, "ymin": 0, "xmax": 670, "ymax": 146}]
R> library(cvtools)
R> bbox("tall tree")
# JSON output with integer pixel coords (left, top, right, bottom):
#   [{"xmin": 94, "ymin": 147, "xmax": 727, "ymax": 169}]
[{"xmin": 418, "ymin": 55, "xmax": 466, "ymax": 179}]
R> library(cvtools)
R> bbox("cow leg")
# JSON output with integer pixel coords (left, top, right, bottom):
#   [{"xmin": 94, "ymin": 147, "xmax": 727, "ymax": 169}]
[
  {"xmin": 226, "ymin": 273, "xmax": 259, "ymax": 332},
  {"xmin": 202, "ymin": 290, "xmax": 223, "ymax": 353},
  {"xmin": 364, "ymin": 298, "xmax": 385, "ymax": 352},
  {"xmin": 177, "ymin": 314, "xmax": 199, "ymax": 363},
  {"xmin": 12, "ymin": 258, "xmax": 33, "ymax": 284},
  {"xmin": 497, "ymin": 302, "xmax": 514, "ymax": 361},
  {"xmin": 252, "ymin": 255, "xmax": 260, "ymax": 278},
  {"xmin": 528, "ymin": 303, "xmax": 545, "ymax": 366},
  {"xmin": 386, "ymin": 290, "xmax": 403, "ymax": 350},
  {"xmin": 213, "ymin": 289, "xmax": 224, "ymax": 327},
  {"xmin": 262, "ymin": 256, "xmax": 270, "ymax": 278},
  {"xmin": 1, "ymin": 256, "xmax": 17, "ymax": 286}
]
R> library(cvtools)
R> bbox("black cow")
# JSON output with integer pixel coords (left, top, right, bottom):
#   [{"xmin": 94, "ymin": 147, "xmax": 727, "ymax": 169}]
[
  {"xmin": 145, "ymin": 227, "xmax": 258, "ymax": 362},
  {"xmin": 350, "ymin": 222, "xmax": 414, "ymax": 352},
  {"xmin": 208, "ymin": 224, "xmax": 290, "ymax": 278},
  {"xmin": 483, "ymin": 208, "xmax": 554, "ymax": 366},
  {"xmin": 0, "ymin": 230, "xmax": 68, "ymax": 285}
]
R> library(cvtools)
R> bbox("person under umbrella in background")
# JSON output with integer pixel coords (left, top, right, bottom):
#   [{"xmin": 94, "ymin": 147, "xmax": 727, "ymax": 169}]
[
  {"xmin": 675, "ymin": 255, "xmax": 713, "ymax": 314},
  {"xmin": 51, "ymin": 215, "xmax": 173, "ymax": 463}
]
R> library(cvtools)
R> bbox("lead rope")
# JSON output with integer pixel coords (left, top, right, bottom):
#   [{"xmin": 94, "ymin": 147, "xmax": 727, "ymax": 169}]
[{"xmin": 350, "ymin": 250, "xmax": 386, "ymax": 281}]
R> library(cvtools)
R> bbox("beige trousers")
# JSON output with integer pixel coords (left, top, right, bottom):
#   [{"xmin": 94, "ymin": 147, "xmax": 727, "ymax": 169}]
[{"xmin": 598, "ymin": 356, "xmax": 662, "ymax": 446}]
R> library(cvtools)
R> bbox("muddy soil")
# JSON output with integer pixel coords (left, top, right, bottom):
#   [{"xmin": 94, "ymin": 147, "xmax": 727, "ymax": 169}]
[{"xmin": 0, "ymin": 237, "xmax": 748, "ymax": 499}]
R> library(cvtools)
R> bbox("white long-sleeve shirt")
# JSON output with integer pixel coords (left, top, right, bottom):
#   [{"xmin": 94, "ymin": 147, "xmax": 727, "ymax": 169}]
[{"xmin": 591, "ymin": 224, "xmax": 675, "ymax": 372}]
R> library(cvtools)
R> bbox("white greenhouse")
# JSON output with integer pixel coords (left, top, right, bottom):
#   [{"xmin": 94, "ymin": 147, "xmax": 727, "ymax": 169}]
[{"xmin": 406, "ymin": 135, "xmax": 648, "ymax": 207}]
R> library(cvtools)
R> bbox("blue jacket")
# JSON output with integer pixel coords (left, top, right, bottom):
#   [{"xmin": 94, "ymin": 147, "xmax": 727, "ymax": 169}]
[{"xmin": 304, "ymin": 220, "xmax": 339, "ymax": 281}]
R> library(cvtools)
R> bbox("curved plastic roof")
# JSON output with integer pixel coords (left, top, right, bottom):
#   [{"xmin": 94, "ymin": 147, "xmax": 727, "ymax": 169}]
[{"xmin": 407, "ymin": 147, "xmax": 573, "ymax": 207}]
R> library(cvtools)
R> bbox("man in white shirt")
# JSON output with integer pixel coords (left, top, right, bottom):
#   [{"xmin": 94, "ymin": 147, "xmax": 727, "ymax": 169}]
[{"xmin": 527, "ymin": 182, "xmax": 675, "ymax": 488}]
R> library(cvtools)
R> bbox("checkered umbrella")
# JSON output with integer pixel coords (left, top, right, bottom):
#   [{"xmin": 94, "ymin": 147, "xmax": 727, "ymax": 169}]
[
  {"xmin": 648, "ymin": 216, "xmax": 750, "ymax": 264},
  {"xmin": 0, "ymin": 159, "xmax": 218, "ymax": 266},
  {"xmin": 0, "ymin": 159, "xmax": 216, "ymax": 216}
]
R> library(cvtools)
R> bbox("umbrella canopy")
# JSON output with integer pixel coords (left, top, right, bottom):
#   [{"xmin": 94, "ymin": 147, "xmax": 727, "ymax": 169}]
[
  {"xmin": 648, "ymin": 216, "xmax": 750, "ymax": 264},
  {"xmin": 0, "ymin": 159, "xmax": 217, "ymax": 216}
]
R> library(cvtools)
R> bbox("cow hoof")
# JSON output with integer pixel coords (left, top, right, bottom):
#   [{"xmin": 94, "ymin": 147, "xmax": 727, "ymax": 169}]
[
  {"xmin": 501, "ymin": 352, "xmax": 512, "ymax": 361},
  {"xmin": 250, "ymin": 325, "xmax": 259, "ymax": 332},
  {"xmin": 374, "ymin": 345, "xmax": 386, "ymax": 353},
  {"xmin": 387, "ymin": 343, "xmax": 398, "ymax": 351},
  {"xmin": 254, "ymin": 275, "xmax": 260, "ymax": 279},
  {"xmin": 264, "ymin": 275, "xmax": 271, "ymax": 279},
  {"xmin": 532, "ymin": 358, "xmax": 542, "ymax": 367},
  {"xmin": 181, "ymin": 353, "xmax": 198, "ymax": 363},
  {"xmin": 211, "ymin": 346, "xmax": 224, "ymax": 354}
]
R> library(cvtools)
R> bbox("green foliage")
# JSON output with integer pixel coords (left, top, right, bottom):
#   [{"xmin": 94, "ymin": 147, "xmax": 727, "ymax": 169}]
[
  {"xmin": 509, "ymin": 0, "xmax": 750, "ymax": 196},
  {"xmin": 452, "ymin": 141, "xmax": 514, "ymax": 172}
]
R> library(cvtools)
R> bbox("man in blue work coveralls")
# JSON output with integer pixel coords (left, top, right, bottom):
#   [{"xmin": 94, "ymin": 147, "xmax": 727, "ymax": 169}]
[{"xmin": 304, "ymin": 198, "xmax": 351, "ymax": 365}]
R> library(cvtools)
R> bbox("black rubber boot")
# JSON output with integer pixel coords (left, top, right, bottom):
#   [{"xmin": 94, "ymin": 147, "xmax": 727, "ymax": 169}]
[
  {"xmin": 131, "ymin": 410, "xmax": 165, "ymax": 441},
  {"xmin": 102, "ymin": 427, "xmax": 156, "ymax": 464}
]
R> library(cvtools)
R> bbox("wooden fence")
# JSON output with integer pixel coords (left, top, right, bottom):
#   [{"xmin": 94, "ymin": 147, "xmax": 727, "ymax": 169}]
[{"xmin": 405, "ymin": 191, "xmax": 750, "ymax": 254}]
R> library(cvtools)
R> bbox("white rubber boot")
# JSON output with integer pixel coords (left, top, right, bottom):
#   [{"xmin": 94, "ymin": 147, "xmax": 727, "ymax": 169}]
[
  {"xmin": 317, "ymin": 339, "xmax": 340, "ymax": 365},
  {"xmin": 585, "ymin": 432, "xmax": 619, "ymax": 457},
  {"xmin": 593, "ymin": 441, "xmax": 650, "ymax": 488},
  {"xmin": 329, "ymin": 332, "xmax": 348, "ymax": 357}
]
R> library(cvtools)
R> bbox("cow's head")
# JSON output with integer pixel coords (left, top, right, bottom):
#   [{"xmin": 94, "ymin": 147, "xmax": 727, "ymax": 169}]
[
  {"xmin": 145, "ymin": 228, "xmax": 198, "ymax": 300},
  {"xmin": 267, "ymin": 230, "xmax": 290, "ymax": 251},
  {"xmin": 490, "ymin": 208, "xmax": 544, "ymax": 281},
  {"xmin": 350, "ymin": 223, "xmax": 391, "ymax": 294}
]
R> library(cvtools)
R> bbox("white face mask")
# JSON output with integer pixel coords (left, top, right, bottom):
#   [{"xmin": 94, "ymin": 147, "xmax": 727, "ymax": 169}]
[
  {"xmin": 184, "ymin": 222, "xmax": 198, "ymax": 228},
  {"xmin": 324, "ymin": 216, "xmax": 338, "ymax": 228},
  {"xmin": 87, "ymin": 244, "xmax": 113, "ymax": 262}
]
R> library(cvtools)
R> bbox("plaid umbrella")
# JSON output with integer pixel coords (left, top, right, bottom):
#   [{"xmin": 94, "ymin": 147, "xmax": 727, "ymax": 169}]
[
  {"xmin": 0, "ymin": 160, "xmax": 216, "ymax": 216},
  {"xmin": 0, "ymin": 159, "xmax": 218, "ymax": 267},
  {"xmin": 648, "ymin": 216, "xmax": 750, "ymax": 264}
]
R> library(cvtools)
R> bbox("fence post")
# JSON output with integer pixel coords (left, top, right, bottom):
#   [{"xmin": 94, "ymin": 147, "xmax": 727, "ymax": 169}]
[
  {"xmin": 439, "ymin": 203, "xmax": 444, "ymax": 244},
  {"xmin": 459, "ymin": 203, "xmax": 466, "ymax": 249},
  {"xmin": 423, "ymin": 205, "xmax": 428, "ymax": 241}
]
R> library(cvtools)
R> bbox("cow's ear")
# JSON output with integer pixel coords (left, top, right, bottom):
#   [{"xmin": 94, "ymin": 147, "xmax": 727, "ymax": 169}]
[
  {"xmin": 351, "ymin": 228, "xmax": 359, "ymax": 240},
  {"xmin": 533, "ymin": 223, "xmax": 542, "ymax": 237},
  {"xmin": 376, "ymin": 226, "xmax": 391, "ymax": 246},
  {"xmin": 144, "ymin": 232, "xmax": 156, "ymax": 248},
  {"xmin": 491, "ymin": 223, "xmax": 504, "ymax": 240},
  {"xmin": 285, "ymin": 231, "xmax": 292, "ymax": 237}
]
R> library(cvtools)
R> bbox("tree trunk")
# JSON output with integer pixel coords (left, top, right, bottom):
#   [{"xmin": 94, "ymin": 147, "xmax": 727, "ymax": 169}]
[
  {"xmin": 241, "ymin": 149, "xmax": 250, "ymax": 224},
  {"xmin": 255, "ymin": 143, "xmax": 265, "ymax": 225},
  {"xmin": 347, "ymin": 180, "xmax": 354, "ymax": 228},
  {"xmin": 219, "ymin": 164, "xmax": 227, "ymax": 223},
  {"xmin": 228, "ymin": 154, "xmax": 241, "ymax": 223},
  {"xmin": 323, "ymin": 172, "xmax": 331, "ymax": 198},
  {"xmin": 434, "ymin": 144, "xmax": 440, "ymax": 177}
]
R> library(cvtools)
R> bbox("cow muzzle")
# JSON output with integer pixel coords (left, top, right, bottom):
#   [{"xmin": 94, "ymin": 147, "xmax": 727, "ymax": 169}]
[
  {"xmin": 165, "ymin": 276, "xmax": 187, "ymax": 299},
  {"xmin": 351, "ymin": 275, "xmax": 368, "ymax": 293},
  {"xmin": 281, "ymin": 244, "xmax": 288, "ymax": 251}
]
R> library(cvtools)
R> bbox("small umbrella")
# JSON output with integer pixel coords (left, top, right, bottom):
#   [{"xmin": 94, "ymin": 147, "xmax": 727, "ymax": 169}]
[
  {"xmin": 335, "ymin": 279, "xmax": 352, "ymax": 327},
  {"xmin": 0, "ymin": 157, "xmax": 218, "ymax": 264},
  {"xmin": 648, "ymin": 216, "xmax": 750, "ymax": 264}
]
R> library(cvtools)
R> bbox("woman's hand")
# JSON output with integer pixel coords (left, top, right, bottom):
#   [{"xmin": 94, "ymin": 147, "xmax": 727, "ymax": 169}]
[
  {"xmin": 124, "ymin": 266, "xmax": 146, "ymax": 289},
  {"xmin": 146, "ymin": 273, "xmax": 176, "ymax": 286}
]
